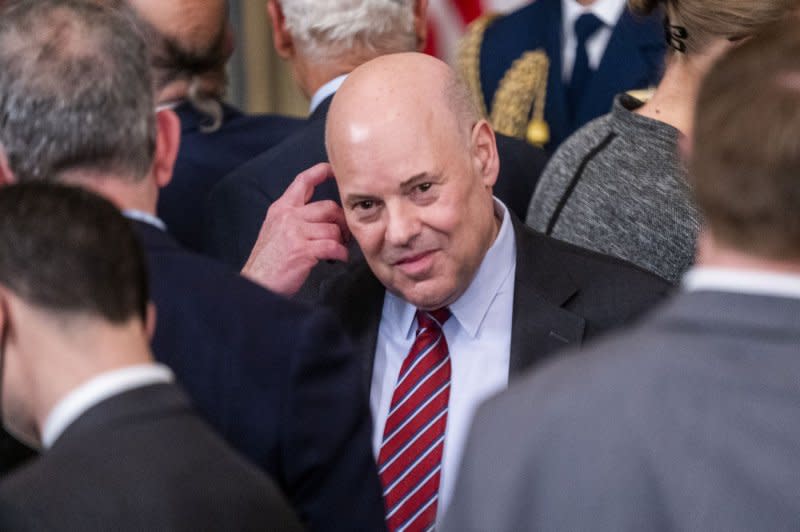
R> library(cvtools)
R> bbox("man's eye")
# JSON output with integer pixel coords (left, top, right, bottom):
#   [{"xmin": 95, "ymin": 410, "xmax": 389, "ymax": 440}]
[
  {"xmin": 355, "ymin": 200, "xmax": 375, "ymax": 210},
  {"xmin": 417, "ymin": 183, "xmax": 432, "ymax": 193}
]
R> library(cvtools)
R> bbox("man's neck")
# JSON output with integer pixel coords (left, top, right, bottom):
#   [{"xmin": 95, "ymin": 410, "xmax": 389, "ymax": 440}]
[
  {"xmin": 695, "ymin": 232, "xmax": 800, "ymax": 276},
  {"xmin": 59, "ymin": 173, "xmax": 158, "ymax": 217}
]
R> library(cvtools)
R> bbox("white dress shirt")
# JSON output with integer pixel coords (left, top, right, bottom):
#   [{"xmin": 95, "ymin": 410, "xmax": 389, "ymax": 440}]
[
  {"xmin": 561, "ymin": 0, "xmax": 627, "ymax": 82},
  {"xmin": 371, "ymin": 199, "xmax": 517, "ymax": 525},
  {"xmin": 683, "ymin": 267, "xmax": 800, "ymax": 300},
  {"xmin": 41, "ymin": 364, "xmax": 174, "ymax": 449},
  {"xmin": 309, "ymin": 74, "xmax": 348, "ymax": 115}
]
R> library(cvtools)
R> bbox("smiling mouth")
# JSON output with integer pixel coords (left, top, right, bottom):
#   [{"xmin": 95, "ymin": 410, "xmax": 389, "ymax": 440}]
[{"xmin": 392, "ymin": 250, "xmax": 437, "ymax": 276}]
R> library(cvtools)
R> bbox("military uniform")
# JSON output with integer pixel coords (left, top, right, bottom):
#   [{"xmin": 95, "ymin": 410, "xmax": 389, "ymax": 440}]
[{"xmin": 459, "ymin": 0, "xmax": 664, "ymax": 151}]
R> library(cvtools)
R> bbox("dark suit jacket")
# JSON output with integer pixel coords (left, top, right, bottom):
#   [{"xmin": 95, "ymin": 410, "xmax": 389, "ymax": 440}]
[
  {"xmin": 320, "ymin": 215, "xmax": 671, "ymax": 385},
  {"xmin": 205, "ymin": 95, "xmax": 549, "ymax": 268},
  {"xmin": 205, "ymin": 97, "xmax": 334, "ymax": 268},
  {"xmin": 0, "ymin": 383, "xmax": 302, "ymax": 532},
  {"xmin": 479, "ymin": 0, "xmax": 665, "ymax": 150},
  {"xmin": 158, "ymin": 102, "xmax": 303, "ymax": 253},
  {"xmin": 0, "ymin": 430, "xmax": 36, "ymax": 476},
  {"xmin": 444, "ymin": 290, "xmax": 800, "ymax": 532},
  {"xmin": 131, "ymin": 220, "xmax": 386, "ymax": 532}
]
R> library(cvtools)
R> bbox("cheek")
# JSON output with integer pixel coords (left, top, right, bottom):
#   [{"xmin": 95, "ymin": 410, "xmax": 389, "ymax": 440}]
[{"xmin": 348, "ymin": 221, "xmax": 384, "ymax": 259}]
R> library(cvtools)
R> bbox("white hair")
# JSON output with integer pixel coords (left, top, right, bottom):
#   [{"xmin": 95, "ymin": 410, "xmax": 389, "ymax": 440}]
[{"xmin": 280, "ymin": 0, "xmax": 418, "ymax": 62}]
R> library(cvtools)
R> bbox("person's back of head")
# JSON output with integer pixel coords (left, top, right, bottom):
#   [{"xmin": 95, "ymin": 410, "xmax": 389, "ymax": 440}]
[
  {"xmin": 0, "ymin": 0, "xmax": 180, "ymax": 213},
  {"xmin": 0, "ymin": 0, "xmax": 156, "ymax": 185},
  {"xmin": 0, "ymin": 182, "xmax": 151, "ymax": 448},
  {"xmin": 268, "ymin": 0, "xmax": 427, "ymax": 97},
  {"xmin": 689, "ymin": 17, "xmax": 800, "ymax": 264},
  {"xmin": 107, "ymin": 0, "xmax": 231, "ymax": 130},
  {"xmin": 629, "ymin": 0, "xmax": 799, "ymax": 58}
]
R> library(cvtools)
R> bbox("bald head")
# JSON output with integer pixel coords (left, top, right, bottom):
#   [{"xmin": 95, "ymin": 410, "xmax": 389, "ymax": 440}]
[
  {"xmin": 327, "ymin": 53, "xmax": 479, "ymax": 161},
  {"xmin": 127, "ymin": 0, "xmax": 227, "ymax": 53},
  {"xmin": 120, "ymin": 0, "xmax": 230, "ymax": 94},
  {"xmin": 325, "ymin": 52, "xmax": 500, "ymax": 309}
]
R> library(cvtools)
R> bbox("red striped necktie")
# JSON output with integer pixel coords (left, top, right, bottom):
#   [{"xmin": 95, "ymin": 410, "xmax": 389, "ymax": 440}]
[{"xmin": 378, "ymin": 308, "xmax": 452, "ymax": 532}]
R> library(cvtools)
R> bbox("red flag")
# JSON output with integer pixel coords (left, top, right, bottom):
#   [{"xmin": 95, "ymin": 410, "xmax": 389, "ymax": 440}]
[{"xmin": 426, "ymin": 0, "xmax": 529, "ymax": 60}]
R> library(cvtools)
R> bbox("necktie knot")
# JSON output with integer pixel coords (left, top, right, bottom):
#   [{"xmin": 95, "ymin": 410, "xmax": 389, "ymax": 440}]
[
  {"xmin": 574, "ymin": 13, "xmax": 604, "ymax": 44},
  {"xmin": 416, "ymin": 308, "xmax": 451, "ymax": 333}
]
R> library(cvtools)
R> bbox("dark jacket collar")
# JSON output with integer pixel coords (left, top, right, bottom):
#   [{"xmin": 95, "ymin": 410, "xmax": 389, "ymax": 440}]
[
  {"xmin": 52, "ymin": 383, "xmax": 191, "ymax": 449},
  {"xmin": 128, "ymin": 218, "xmax": 183, "ymax": 253},
  {"xmin": 308, "ymin": 94, "xmax": 334, "ymax": 123}
]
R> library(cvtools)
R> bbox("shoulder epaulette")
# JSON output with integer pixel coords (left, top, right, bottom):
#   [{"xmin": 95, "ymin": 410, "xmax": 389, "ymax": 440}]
[
  {"xmin": 490, "ymin": 50, "xmax": 550, "ymax": 147},
  {"xmin": 456, "ymin": 13, "xmax": 500, "ymax": 119}
]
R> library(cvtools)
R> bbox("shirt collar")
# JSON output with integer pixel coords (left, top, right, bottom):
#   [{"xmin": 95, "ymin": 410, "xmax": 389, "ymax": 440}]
[
  {"xmin": 562, "ymin": 0, "xmax": 626, "ymax": 32},
  {"xmin": 41, "ymin": 364, "xmax": 174, "ymax": 449},
  {"xmin": 309, "ymin": 74, "xmax": 348, "ymax": 114},
  {"xmin": 122, "ymin": 209, "xmax": 167, "ymax": 232},
  {"xmin": 386, "ymin": 199, "xmax": 516, "ymax": 340},
  {"xmin": 682, "ymin": 266, "xmax": 800, "ymax": 300}
]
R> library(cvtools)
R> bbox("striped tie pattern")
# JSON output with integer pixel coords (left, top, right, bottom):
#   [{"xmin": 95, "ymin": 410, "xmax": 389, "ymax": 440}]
[{"xmin": 378, "ymin": 308, "xmax": 452, "ymax": 532}]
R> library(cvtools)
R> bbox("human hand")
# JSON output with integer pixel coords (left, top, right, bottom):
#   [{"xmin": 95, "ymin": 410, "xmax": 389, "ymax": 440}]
[{"xmin": 241, "ymin": 163, "xmax": 349, "ymax": 296}]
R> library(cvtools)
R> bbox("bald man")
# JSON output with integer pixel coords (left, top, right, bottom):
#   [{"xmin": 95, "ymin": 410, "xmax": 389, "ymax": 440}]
[
  {"xmin": 313, "ymin": 53, "xmax": 670, "ymax": 530},
  {"xmin": 120, "ymin": 0, "xmax": 302, "ymax": 252}
]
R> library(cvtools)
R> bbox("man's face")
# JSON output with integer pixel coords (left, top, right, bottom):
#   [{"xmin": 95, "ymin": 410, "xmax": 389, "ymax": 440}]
[{"xmin": 333, "ymin": 118, "xmax": 499, "ymax": 310}]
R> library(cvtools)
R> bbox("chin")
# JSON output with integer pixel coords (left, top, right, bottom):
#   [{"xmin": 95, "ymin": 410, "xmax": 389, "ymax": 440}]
[{"xmin": 398, "ymin": 282, "xmax": 457, "ymax": 311}]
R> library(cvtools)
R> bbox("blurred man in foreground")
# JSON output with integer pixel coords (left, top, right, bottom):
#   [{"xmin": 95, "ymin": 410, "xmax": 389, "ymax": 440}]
[
  {"xmin": 445, "ymin": 19, "xmax": 800, "ymax": 532},
  {"xmin": 0, "ymin": 183, "xmax": 301, "ymax": 532}
]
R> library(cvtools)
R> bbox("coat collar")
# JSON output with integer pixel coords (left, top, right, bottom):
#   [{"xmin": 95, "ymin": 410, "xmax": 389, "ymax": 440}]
[{"xmin": 52, "ymin": 383, "xmax": 191, "ymax": 450}]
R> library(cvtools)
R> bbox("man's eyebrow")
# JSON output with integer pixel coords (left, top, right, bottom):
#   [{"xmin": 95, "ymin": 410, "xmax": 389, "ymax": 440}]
[
  {"xmin": 399, "ymin": 172, "xmax": 434, "ymax": 189},
  {"xmin": 344, "ymin": 193, "xmax": 377, "ymax": 206}
]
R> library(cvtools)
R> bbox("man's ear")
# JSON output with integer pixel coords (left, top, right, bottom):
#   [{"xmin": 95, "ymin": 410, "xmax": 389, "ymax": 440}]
[
  {"xmin": 0, "ymin": 146, "xmax": 17, "ymax": 186},
  {"xmin": 267, "ymin": 0, "xmax": 294, "ymax": 60},
  {"xmin": 152, "ymin": 109, "xmax": 180, "ymax": 190},
  {"xmin": 471, "ymin": 119, "xmax": 499, "ymax": 189},
  {"xmin": 413, "ymin": 0, "xmax": 429, "ymax": 51},
  {"xmin": 144, "ymin": 302, "xmax": 157, "ymax": 342}
]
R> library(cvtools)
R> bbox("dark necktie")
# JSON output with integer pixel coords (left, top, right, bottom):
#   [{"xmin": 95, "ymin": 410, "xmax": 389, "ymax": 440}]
[
  {"xmin": 567, "ymin": 13, "xmax": 604, "ymax": 125},
  {"xmin": 377, "ymin": 308, "xmax": 452, "ymax": 532}
]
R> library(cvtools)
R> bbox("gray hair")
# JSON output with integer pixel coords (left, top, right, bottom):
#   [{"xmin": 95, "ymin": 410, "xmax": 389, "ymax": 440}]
[
  {"xmin": 280, "ymin": 0, "xmax": 418, "ymax": 62},
  {"xmin": 0, "ymin": 0, "xmax": 156, "ymax": 183}
]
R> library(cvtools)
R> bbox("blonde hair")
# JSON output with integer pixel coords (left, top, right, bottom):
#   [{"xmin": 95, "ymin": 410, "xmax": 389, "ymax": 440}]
[{"xmin": 629, "ymin": 0, "xmax": 800, "ymax": 55}]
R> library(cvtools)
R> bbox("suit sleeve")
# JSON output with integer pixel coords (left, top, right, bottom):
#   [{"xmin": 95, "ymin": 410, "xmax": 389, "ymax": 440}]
[
  {"xmin": 281, "ymin": 308, "xmax": 387, "ymax": 532},
  {"xmin": 204, "ymin": 171, "xmax": 272, "ymax": 270}
]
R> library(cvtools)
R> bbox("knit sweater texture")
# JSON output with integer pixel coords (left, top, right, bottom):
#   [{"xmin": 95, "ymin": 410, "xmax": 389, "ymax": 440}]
[{"xmin": 526, "ymin": 94, "xmax": 699, "ymax": 283}]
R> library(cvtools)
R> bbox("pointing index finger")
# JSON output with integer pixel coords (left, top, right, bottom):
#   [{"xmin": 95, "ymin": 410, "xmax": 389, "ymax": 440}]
[{"xmin": 282, "ymin": 162, "xmax": 336, "ymax": 206}]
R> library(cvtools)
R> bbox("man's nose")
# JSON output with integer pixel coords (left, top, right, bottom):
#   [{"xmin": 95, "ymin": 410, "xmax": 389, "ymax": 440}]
[{"xmin": 384, "ymin": 202, "xmax": 420, "ymax": 247}]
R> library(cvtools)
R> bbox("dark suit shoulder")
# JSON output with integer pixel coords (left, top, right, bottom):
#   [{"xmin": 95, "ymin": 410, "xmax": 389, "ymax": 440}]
[
  {"xmin": 205, "ymin": 115, "xmax": 335, "ymax": 267},
  {"xmin": 0, "ymin": 386, "xmax": 303, "ymax": 532},
  {"xmin": 517, "ymin": 221, "xmax": 672, "ymax": 336},
  {"xmin": 494, "ymin": 133, "xmax": 549, "ymax": 220}
]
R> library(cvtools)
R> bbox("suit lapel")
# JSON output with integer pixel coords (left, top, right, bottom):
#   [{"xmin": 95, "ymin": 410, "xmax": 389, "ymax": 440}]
[
  {"xmin": 327, "ymin": 217, "xmax": 590, "ymax": 384},
  {"xmin": 320, "ymin": 262, "xmax": 386, "ymax": 386},
  {"xmin": 509, "ymin": 216, "xmax": 586, "ymax": 376},
  {"xmin": 541, "ymin": 0, "xmax": 570, "ymax": 148}
]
